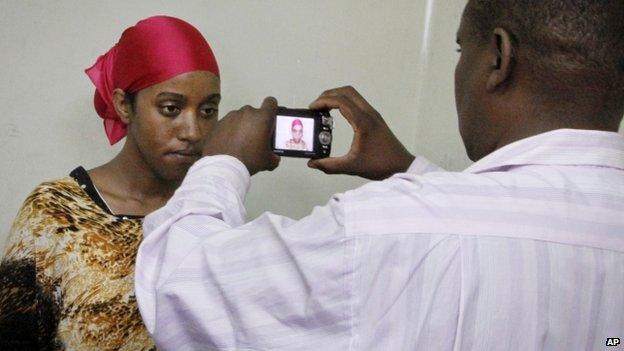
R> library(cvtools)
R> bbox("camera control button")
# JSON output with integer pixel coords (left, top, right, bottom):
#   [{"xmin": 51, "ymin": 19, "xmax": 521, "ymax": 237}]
[
  {"xmin": 322, "ymin": 116, "xmax": 333, "ymax": 128},
  {"xmin": 319, "ymin": 131, "xmax": 332, "ymax": 145}
]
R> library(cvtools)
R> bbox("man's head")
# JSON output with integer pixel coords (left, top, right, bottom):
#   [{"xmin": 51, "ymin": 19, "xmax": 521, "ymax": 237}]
[
  {"xmin": 291, "ymin": 119, "xmax": 304, "ymax": 143},
  {"xmin": 455, "ymin": 0, "xmax": 624, "ymax": 161}
]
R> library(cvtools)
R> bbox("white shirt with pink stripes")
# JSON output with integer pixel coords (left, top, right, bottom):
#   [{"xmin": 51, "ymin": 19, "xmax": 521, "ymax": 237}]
[{"xmin": 135, "ymin": 129, "xmax": 624, "ymax": 351}]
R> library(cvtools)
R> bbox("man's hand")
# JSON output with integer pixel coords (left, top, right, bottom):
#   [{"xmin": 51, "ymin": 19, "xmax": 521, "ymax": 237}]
[
  {"xmin": 308, "ymin": 86, "xmax": 415, "ymax": 180},
  {"xmin": 203, "ymin": 97, "xmax": 281, "ymax": 176}
]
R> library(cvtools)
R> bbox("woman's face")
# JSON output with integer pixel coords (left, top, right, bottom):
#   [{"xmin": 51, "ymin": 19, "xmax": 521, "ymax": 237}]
[
  {"xmin": 127, "ymin": 70, "xmax": 220, "ymax": 182},
  {"xmin": 291, "ymin": 125, "xmax": 303, "ymax": 143}
]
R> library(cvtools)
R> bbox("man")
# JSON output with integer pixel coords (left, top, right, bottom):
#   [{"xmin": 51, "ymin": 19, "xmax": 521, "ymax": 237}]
[
  {"xmin": 135, "ymin": 0, "xmax": 624, "ymax": 350},
  {"xmin": 284, "ymin": 118, "xmax": 308, "ymax": 151}
]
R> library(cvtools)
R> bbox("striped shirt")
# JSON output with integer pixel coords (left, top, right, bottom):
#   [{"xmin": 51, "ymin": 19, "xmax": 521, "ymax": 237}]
[{"xmin": 135, "ymin": 129, "xmax": 624, "ymax": 350}]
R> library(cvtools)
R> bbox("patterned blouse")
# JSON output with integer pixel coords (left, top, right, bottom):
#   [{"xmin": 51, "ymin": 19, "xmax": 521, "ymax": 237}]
[
  {"xmin": 284, "ymin": 139, "xmax": 308, "ymax": 151},
  {"xmin": 0, "ymin": 167, "xmax": 155, "ymax": 350}
]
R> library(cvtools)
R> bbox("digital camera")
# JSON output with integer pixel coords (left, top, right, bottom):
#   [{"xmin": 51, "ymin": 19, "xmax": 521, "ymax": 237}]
[{"xmin": 271, "ymin": 107, "xmax": 333, "ymax": 159}]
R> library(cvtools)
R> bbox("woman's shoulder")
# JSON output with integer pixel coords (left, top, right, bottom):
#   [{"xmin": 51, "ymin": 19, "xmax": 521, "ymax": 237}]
[
  {"xmin": 26, "ymin": 166, "xmax": 107, "ymax": 208},
  {"xmin": 22, "ymin": 174, "xmax": 86, "ymax": 211},
  {"xmin": 11, "ymin": 175, "xmax": 67, "ymax": 217},
  {"xmin": 4, "ymin": 173, "xmax": 85, "ymax": 259},
  {"xmin": 13, "ymin": 169, "xmax": 99, "ymax": 230}
]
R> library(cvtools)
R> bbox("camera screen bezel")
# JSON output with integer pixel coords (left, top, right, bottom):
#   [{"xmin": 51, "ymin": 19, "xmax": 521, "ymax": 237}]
[{"xmin": 271, "ymin": 107, "xmax": 331, "ymax": 159}]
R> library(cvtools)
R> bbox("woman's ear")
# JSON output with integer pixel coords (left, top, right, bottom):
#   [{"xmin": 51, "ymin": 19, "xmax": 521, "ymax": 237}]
[
  {"xmin": 112, "ymin": 88, "xmax": 132, "ymax": 124},
  {"xmin": 486, "ymin": 27, "xmax": 515, "ymax": 92}
]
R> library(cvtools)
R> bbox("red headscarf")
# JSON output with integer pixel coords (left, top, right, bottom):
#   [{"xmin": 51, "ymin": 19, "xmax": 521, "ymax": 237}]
[
  {"xmin": 85, "ymin": 16, "xmax": 220, "ymax": 145},
  {"xmin": 291, "ymin": 119, "xmax": 303, "ymax": 128}
]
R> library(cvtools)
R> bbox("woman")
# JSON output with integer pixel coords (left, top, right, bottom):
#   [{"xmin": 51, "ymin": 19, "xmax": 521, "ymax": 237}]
[
  {"xmin": 284, "ymin": 118, "xmax": 308, "ymax": 151},
  {"xmin": 0, "ymin": 16, "xmax": 220, "ymax": 350}
]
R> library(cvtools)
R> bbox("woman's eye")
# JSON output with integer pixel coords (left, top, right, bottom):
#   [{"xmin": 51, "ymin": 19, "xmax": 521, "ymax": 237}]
[
  {"xmin": 160, "ymin": 105, "xmax": 180, "ymax": 116},
  {"xmin": 201, "ymin": 108, "xmax": 218, "ymax": 118}
]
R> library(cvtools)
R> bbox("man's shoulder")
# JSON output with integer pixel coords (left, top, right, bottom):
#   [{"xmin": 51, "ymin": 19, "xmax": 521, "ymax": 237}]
[
  {"xmin": 345, "ymin": 170, "xmax": 495, "ymax": 201},
  {"xmin": 343, "ymin": 171, "xmax": 490, "ymax": 221},
  {"xmin": 342, "ymin": 168, "xmax": 624, "ymax": 252},
  {"xmin": 346, "ymin": 167, "xmax": 561, "ymax": 201}
]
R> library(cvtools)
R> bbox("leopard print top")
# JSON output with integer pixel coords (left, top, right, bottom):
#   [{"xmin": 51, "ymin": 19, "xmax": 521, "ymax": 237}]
[{"xmin": 0, "ymin": 167, "xmax": 155, "ymax": 350}]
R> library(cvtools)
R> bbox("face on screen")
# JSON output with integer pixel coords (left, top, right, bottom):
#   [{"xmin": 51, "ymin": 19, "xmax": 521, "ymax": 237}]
[
  {"xmin": 274, "ymin": 115, "xmax": 314, "ymax": 152},
  {"xmin": 292, "ymin": 124, "xmax": 303, "ymax": 143}
]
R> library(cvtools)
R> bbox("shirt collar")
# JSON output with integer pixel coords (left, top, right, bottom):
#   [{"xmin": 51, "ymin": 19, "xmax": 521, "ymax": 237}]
[{"xmin": 464, "ymin": 129, "xmax": 624, "ymax": 174}]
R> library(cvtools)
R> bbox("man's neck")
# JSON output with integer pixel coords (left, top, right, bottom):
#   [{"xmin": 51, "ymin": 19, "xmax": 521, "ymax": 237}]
[{"xmin": 493, "ymin": 103, "xmax": 622, "ymax": 154}]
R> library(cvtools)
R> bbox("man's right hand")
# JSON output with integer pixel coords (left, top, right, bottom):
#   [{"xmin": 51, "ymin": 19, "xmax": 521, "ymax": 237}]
[
  {"xmin": 308, "ymin": 86, "xmax": 415, "ymax": 180},
  {"xmin": 202, "ymin": 97, "xmax": 280, "ymax": 176}
]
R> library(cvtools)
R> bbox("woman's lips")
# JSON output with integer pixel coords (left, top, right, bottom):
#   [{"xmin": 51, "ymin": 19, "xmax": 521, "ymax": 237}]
[{"xmin": 167, "ymin": 151, "xmax": 201, "ymax": 163}]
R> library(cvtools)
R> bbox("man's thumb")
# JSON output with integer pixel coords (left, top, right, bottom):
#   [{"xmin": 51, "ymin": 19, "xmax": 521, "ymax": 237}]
[
  {"xmin": 261, "ymin": 96, "xmax": 278, "ymax": 112},
  {"xmin": 307, "ymin": 157, "xmax": 352, "ymax": 175}
]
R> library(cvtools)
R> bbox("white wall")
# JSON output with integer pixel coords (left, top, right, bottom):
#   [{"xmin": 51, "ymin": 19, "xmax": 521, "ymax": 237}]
[{"xmin": 1, "ymin": 1, "xmax": 622, "ymax": 254}]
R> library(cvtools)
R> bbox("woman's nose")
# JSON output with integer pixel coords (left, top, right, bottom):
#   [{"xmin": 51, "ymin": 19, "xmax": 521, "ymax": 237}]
[{"xmin": 177, "ymin": 113, "xmax": 202, "ymax": 143}]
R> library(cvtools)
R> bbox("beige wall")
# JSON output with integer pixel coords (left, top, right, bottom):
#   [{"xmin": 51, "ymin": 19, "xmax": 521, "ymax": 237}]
[{"xmin": 1, "ymin": 1, "xmax": 622, "ymax": 254}]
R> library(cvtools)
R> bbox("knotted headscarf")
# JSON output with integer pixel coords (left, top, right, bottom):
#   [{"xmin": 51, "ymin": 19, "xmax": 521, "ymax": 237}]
[
  {"xmin": 292, "ymin": 119, "xmax": 303, "ymax": 128},
  {"xmin": 85, "ymin": 16, "xmax": 220, "ymax": 145}
]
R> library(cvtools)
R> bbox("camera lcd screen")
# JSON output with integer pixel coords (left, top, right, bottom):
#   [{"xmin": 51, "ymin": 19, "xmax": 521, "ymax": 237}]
[{"xmin": 274, "ymin": 115, "xmax": 315, "ymax": 152}]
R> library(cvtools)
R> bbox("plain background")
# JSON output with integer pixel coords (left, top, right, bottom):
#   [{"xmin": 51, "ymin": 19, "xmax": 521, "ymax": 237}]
[{"xmin": 1, "ymin": 0, "xmax": 622, "ymax": 254}]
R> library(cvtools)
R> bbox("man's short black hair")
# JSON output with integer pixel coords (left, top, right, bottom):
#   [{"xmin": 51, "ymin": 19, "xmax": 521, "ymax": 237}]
[{"xmin": 464, "ymin": 0, "xmax": 624, "ymax": 103}]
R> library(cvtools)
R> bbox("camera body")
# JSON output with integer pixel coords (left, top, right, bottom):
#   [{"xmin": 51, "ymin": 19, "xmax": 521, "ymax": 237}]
[{"xmin": 271, "ymin": 107, "xmax": 333, "ymax": 159}]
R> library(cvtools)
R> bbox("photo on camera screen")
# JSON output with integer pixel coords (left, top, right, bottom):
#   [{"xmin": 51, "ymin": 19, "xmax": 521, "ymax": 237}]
[{"xmin": 274, "ymin": 115, "xmax": 315, "ymax": 152}]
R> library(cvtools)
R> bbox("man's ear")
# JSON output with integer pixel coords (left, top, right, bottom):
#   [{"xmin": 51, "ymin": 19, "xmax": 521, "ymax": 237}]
[
  {"xmin": 112, "ymin": 88, "xmax": 132, "ymax": 124},
  {"xmin": 486, "ymin": 27, "xmax": 514, "ymax": 92}
]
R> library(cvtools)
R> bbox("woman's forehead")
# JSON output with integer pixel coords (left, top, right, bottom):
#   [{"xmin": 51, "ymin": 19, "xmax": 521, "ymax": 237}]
[{"xmin": 141, "ymin": 71, "xmax": 220, "ymax": 99}]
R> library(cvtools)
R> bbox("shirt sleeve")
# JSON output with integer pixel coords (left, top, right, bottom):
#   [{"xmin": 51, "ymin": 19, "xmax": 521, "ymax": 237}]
[{"xmin": 135, "ymin": 155, "xmax": 353, "ymax": 351}]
